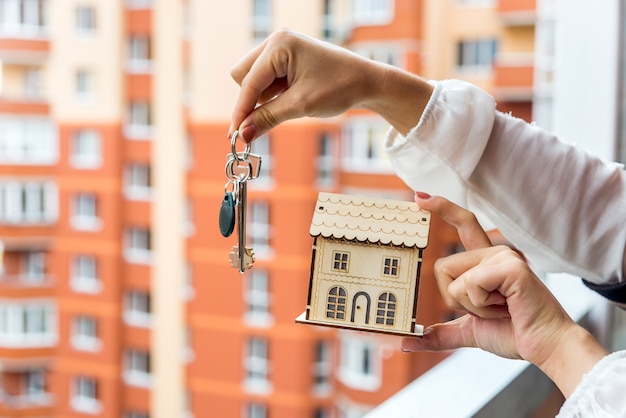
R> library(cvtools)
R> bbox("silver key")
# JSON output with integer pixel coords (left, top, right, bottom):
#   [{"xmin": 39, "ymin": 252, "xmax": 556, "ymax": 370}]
[
  {"xmin": 234, "ymin": 179, "xmax": 253, "ymax": 273},
  {"xmin": 228, "ymin": 245, "xmax": 255, "ymax": 270}
]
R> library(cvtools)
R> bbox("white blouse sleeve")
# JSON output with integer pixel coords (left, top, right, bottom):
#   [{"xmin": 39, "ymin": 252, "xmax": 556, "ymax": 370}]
[
  {"xmin": 556, "ymin": 350, "xmax": 626, "ymax": 418},
  {"xmin": 384, "ymin": 79, "xmax": 626, "ymax": 286}
]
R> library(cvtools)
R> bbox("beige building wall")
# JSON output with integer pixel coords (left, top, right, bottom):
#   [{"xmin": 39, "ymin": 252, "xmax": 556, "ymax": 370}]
[
  {"xmin": 47, "ymin": 0, "xmax": 123, "ymax": 123},
  {"xmin": 423, "ymin": 0, "xmax": 499, "ymax": 90}
]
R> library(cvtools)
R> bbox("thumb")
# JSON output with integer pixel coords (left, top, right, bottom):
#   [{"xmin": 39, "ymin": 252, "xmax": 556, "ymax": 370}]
[{"xmin": 401, "ymin": 316, "xmax": 475, "ymax": 352}]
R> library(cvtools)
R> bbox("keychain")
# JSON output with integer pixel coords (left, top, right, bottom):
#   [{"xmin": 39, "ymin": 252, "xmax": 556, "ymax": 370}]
[{"xmin": 219, "ymin": 130, "xmax": 262, "ymax": 273}]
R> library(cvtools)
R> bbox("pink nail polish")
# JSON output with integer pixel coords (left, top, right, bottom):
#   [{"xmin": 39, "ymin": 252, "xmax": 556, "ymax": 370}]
[{"xmin": 415, "ymin": 191, "xmax": 431, "ymax": 199}]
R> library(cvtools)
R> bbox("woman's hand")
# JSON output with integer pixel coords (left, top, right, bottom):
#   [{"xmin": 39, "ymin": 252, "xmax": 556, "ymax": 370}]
[
  {"xmin": 229, "ymin": 29, "xmax": 433, "ymax": 142},
  {"xmin": 403, "ymin": 193, "xmax": 608, "ymax": 398}
]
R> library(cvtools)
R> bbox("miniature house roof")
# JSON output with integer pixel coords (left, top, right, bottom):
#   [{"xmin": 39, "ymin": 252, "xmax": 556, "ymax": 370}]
[{"xmin": 310, "ymin": 192, "xmax": 431, "ymax": 248}]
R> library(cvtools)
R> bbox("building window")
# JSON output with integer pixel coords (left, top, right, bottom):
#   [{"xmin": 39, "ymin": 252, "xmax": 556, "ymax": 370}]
[
  {"xmin": 0, "ymin": 0, "xmax": 47, "ymax": 37},
  {"xmin": 249, "ymin": 201, "xmax": 271, "ymax": 256},
  {"xmin": 342, "ymin": 119, "xmax": 393, "ymax": 172},
  {"xmin": 21, "ymin": 251, "xmax": 45, "ymax": 282},
  {"xmin": 71, "ymin": 192, "xmax": 100, "ymax": 231},
  {"xmin": 0, "ymin": 117, "xmax": 57, "ymax": 164},
  {"xmin": 248, "ymin": 133, "xmax": 271, "ymax": 186},
  {"xmin": 316, "ymin": 132, "xmax": 334, "ymax": 187},
  {"xmin": 456, "ymin": 39, "xmax": 498, "ymax": 71},
  {"xmin": 75, "ymin": 5, "xmax": 96, "ymax": 35},
  {"xmin": 71, "ymin": 129, "xmax": 101, "ymax": 169},
  {"xmin": 338, "ymin": 333, "xmax": 380, "ymax": 391},
  {"xmin": 125, "ymin": 412, "xmax": 150, "ymax": 418},
  {"xmin": 124, "ymin": 349, "xmax": 151, "ymax": 387},
  {"xmin": 244, "ymin": 269, "xmax": 271, "ymax": 325},
  {"xmin": 70, "ymin": 255, "xmax": 101, "ymax": 293},
  {"xmin": 71, "ymin": 315, "xmax": 100, "ymax": 352},
  {"xmin": 23, "ymin": 67, "xmax": 43, "ymax": 99},
  {"xmin": 376, "ymin": 292, "xmax": 396, "ymax": 326},
  {"xmin": 23, "ymin": 369, "xmax": 46, "ymax": 399},
  {"xmin": 352, "ymin": 0, "xmax": 393, "ymax": 26},
  {"xmin": 331, "ymin": 251, "xmax": 349, "ymax": 272},
  {"xmin": 126, "ymin": 101, "xmax": 152, "ymax": 139},
  {"xmin": 252, "ymin": 0, "xmax": 271, "ymax": 43},
  {"xmin": 124, "ymin": 290, "xmax": 151, "ymax": 327},
  {"xmin": 0, "ymin": 181, "xmax": 57, "ymax": 224},
  {"xmin": 326, "ymin": 286, "xmax": 347, "ymax": 320},
  {"xmin": 246, "ymin": 403, "xmax": 267, "ymax": 418},
  {"xmin": 124, "ymin": 227, "xmax": 152, "ymax": 264},
  {"xmin": 0, "ymin": 301, "xmax": 56, "ymax": 348},
  {"xmin": 244, "ymin": 337, "xmax": 271, "ymax": 394},
  {"xmin": 127, "ymin": 35, "xmax": 152, "ymax": 72},
  {"xmin": 313, "ymin": 340, "xmax": 331, "ymax": 394},
  {"xmin": 71, "ymin": 376, "xmax": 101, "ymax": 414},
  {"xmin": 75, "ymin": 69, "xmax": 94, "ymax": 101},
  {"xmin": 382, "ymin": 257, "xmax": 399, "ymax": 278},
  {"xmin": 126, "ymin": 0, "xmax": 153, "ymax": 9},
  {"xmin": 124, "ymin": 163, "xmax": 152, "ymax": 200}
]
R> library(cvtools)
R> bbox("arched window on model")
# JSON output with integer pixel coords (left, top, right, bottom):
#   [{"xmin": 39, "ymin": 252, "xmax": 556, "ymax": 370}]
[
  {"xmin": 376, "ymin": 292, "xmax": 396, "ymax": 326},
  {"xmin": 326, "ymin": 286, "xmax": 347, "ymax": 320}
]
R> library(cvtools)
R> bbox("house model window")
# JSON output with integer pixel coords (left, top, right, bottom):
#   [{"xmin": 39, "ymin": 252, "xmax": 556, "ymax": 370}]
[{"xmin": 296, "ymin": 192, "xmax": 431, "ymax": 337}]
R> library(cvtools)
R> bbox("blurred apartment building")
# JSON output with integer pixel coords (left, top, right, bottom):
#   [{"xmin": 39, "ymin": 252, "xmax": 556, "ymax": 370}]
[{"xmin": 0, "ymin": 0, "xmax": 540, "ymax": 417}]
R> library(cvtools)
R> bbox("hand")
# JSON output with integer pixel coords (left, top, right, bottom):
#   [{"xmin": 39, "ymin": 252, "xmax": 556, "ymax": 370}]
[
  {"xmin": 403, "ymin": 193, "xmax": 607, "ymax": 398},
  {"xmin": 229, "ymin": 29, "xmax": 433, "ymax": 142}
]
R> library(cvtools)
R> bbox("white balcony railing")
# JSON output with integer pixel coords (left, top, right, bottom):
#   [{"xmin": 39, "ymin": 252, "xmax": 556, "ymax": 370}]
[{"xmin": 364, "ymin": 274, "xmax": 603, "ymax": 418}]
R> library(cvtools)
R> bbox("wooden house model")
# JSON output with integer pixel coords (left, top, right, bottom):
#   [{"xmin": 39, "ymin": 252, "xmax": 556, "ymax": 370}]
[{"xmin": 295, "ymin": 192, "xmax": 431, "ymax": 337}]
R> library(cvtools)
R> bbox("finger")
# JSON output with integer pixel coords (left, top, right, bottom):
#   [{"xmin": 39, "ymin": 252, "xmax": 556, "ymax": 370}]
[
  {"xmin": 433, "ymin": 246, "xmax": 504, "ymax": 310},
  {"xmin": 415, "ymin": 193, "xmax": 491, "ymax": 251},
  {"xmin": 401, "ymin": 316, "xmax": 476, "ymax": 352}
]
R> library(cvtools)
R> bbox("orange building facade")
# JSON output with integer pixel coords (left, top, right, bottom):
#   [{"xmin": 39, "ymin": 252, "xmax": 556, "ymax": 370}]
[{"xmin": 0, "ymin": 1, "xmax": 536, "ymax": 417}]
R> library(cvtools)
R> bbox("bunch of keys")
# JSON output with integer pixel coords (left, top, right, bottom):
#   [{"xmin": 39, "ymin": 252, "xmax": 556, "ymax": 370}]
[{"xmin": 219, "ymin": 130, "xmax": 262, "ymax": 273}]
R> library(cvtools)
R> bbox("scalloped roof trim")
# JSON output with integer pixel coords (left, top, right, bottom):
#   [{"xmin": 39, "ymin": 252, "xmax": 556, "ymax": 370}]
[{"xmin": 310, "ymin": 192, "xmax": 431, "ymax": 248}]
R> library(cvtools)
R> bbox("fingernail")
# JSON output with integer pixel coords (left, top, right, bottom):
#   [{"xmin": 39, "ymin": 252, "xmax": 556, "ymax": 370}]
[
  {"xmin": 240, "ymin": 124, "xmax": 257, "ymax": 143},
  {"xmin": 415, "ymin": 191, "xmax": 431, "ymax": 200}
]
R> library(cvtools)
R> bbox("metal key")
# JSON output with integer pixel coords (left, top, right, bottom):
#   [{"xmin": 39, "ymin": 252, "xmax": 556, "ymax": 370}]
[{"xmin": 224, "ymin": 130, "xmax": 261, "ymax": 273}]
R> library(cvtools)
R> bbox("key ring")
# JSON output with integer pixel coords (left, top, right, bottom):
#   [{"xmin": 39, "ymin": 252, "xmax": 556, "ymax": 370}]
[
  {"xmin": 224, "ymin": 157, "xmax": 252, "ymax": 183},
  {"xmin": 231, "ymin": 130, "xmax": 251, "ymax": 162}
]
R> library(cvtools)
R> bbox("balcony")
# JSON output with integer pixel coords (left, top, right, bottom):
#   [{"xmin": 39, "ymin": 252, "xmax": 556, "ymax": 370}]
[
  {"xmin": 493, "ymin": 54, "xmax": 534, "ymax": 101},
  {"xmin": 0, "ymin": 0, "xmax": 49, "ymax": 63},
  {"xmin": 497, "ymin": 0, "xmax": 536, "ymax": 25}
]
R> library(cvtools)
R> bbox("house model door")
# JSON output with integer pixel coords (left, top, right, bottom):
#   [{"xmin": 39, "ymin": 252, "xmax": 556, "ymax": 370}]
[{"xmin": 351, "ymin": 292, "xmax": 370, "ymax": 325}]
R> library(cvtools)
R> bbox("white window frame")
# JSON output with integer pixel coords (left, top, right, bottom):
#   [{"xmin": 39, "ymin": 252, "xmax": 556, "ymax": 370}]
[
  {"xmin": 23, "ymin": 67, "xmax": 43, "ymax": 99},
  {"xmin": 0, "ymin": 299, "xmax": 57, "ymax": 348},
  {"xmin": 124, "ymin": 227, "xmax": 152, "ymax": 264},
  {"xmin": 71, "ymin": 192, "xmax": 101, "ymax": 231},
  {"xmin": 124, "ymin": 349, "xmax": 151, "ymax": 387},
  {"xmin": 0, "ymin": 116, "xmax": 57, "ymax": 165},
  {"xmin": 75, "ymin": 69, "xmax": 94, "ymax": 102},
  {"xmin": 124, "ymin": 163, "xmax": 152, "ymax": 200},
  {"xmin": 244, "ymin": 269, "xmax": 272, "ymax": 326},
  {"xmin": 126, "ymin": 0, "xmax": 152, "ymax": 9},
  {"xmin": 75, "ymin": 5, "xmax": 96, "ymax": 36},
  {"xmin": 71, "ymin": 315, "xmax": 101, "ymax": 352},
  {"xmin": 125, "ymin": 101, "xmax": 152, "ymax": 139},
  {"xmin": 70, "ymin": 254, "xmax": 102, "ymax": 293},
  {"xmin": 70, "ymin": 129, "xmax": 102, "ymax": 169},
  {"xmin": 342, "ymin": 118, "xmax": 393, "ymax": 173},
  {"xmin": 245, "ymin": 403, "xmax": 267, "ymax": 418},
  {"xmin": 0, "ymin": 180, "xmax": 57, "ymax": 224},
  {"xmin": 456, "ymin": 38, "xmax": 498, "ymax": 74},
  {"xmin": 124, "ymin": 290, "xmax": 151, "ymax": 327},
  {"xmin": 313, "ymin": 340, "xmax": 332, "ymax": 395},
  {"xmin": 352, "ymin": 0, "xmax": 394, "ymax": 26},
  {"xmin": 127, "ymin": 35, "xmax": 152, "ymax": 72},
  {"xmin": 71, "ymin": 376, "xmax": 101, "ymax": 414},
  {"xmin": 243, "ymin": 337, "xmax": 272, "ymax": 394},
  {"xmin": 316, "ymin": 132, "xmax": 335, "ymax": 187},
  {"xmin": 0, "ymin": 0, "xmax": 47, "ymax": 38},
  {"xmin": 338, "ymin": 332, "xmax": 381, "ymax": 391},
  {"xmin": 249, "ymin": 201, "xmax": 271, "ymax": 258},
  {"xmin": 252, "ymin": 0, "xmax": 272, "ymax": 44},
  {"xmin": 21, "ymin": 251, "xmax": 45, "ymax": 283}
]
